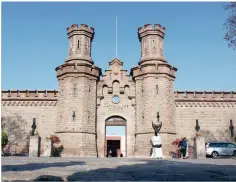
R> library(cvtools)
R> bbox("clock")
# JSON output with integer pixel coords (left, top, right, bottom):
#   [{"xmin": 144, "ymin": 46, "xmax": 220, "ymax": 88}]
[{"xmin": 112, "ymin": 95, "xmax": 120, "ymax": 104}]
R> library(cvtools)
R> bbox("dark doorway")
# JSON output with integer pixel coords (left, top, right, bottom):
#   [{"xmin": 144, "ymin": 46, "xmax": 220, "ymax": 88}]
[
  {"xmin": 107, "ymin": 140, "xmax": 120, "ymax": 157},
  {"xmin": 105, "ymin": 116, "xmax": 127, "ymax": 157}
]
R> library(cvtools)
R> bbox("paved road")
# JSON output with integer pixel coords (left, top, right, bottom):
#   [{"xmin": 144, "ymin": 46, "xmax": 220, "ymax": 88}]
[{"xmin": 2, "ymin": 157, "xmax": 236, "ymax": 181}]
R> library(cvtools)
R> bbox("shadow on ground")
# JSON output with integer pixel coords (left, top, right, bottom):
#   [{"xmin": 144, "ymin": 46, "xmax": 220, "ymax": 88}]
[
  {"xmin": 31, "ymin": 159, "xmax": 236, "ymax": 181},
  {"xmin": 2, "ymin": 161, "xmax": 85, "ymax": 172}
]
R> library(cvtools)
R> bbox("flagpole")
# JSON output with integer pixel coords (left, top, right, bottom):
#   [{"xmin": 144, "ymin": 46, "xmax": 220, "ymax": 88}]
[{"xmin": 116, "ymin": 16, "xmax": 117, "ymax": 58}]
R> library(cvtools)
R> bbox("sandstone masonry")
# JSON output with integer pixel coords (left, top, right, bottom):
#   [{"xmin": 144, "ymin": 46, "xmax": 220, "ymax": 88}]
[{"xmin": 1, "ymin": 24, "xmax": 236, "ymax": 157}]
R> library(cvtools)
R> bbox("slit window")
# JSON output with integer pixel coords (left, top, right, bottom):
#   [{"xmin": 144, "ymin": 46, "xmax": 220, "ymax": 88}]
[
  {"xmin": 152, "ymin": 40, "xmax": 155, "ymax": 48},
  {"xmin": 86, "ymin": 41, "xmax": 89, "ymax": 50}
]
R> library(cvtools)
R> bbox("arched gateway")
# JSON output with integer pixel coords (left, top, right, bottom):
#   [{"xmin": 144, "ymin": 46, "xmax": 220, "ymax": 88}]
[{"xmin": 105, "ymin": 116, "xmax": 127, "ymax": 157}]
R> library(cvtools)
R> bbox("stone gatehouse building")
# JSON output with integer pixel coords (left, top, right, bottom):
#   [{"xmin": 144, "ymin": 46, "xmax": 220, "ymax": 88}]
[{"xmin": 1, "ymin": 23, "xmax": 236, "ymax": 157}]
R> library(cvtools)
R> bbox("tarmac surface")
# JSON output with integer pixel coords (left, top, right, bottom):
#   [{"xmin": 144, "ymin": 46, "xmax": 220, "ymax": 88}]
[{"xmin": 2, "ymin": 157, "xmax": 236, "ymax": 181}]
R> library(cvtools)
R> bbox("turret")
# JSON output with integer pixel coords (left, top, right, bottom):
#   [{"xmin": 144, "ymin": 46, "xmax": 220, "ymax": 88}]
[
  {"xmin": 131, "ymin": 24, "xmax": 177, "ymax": 157},
  {"xmin": 138, "ymin": 24, "xmax": 167, "ymax": 65},
  {"xmin": 66, "ymin": 24, "xmax": 95, "ymax": 64},
  {"xmin": 55, "ymin": 24, "xmax": 101, "ymax": 157}
]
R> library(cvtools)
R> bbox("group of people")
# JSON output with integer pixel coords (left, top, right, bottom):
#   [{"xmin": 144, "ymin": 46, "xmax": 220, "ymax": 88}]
[
  {"xmin": 106, "ymin": 145, "xmax": 123, "ymax": 157},
  {"xmin": 178, "ymin": 137, "xmax": 188, "ymax": 159}
]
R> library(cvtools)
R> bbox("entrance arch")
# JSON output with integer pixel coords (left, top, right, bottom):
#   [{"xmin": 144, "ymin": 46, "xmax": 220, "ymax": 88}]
[{"xmin": 105, "ymin": 116, "xmax": 127, "ymax": 157}]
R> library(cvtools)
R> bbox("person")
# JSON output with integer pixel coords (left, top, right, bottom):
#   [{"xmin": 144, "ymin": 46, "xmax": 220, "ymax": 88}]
[
  {"xmin": 107, "ymin": 145, "xmax": 112, "ymax": 158},
  {"xmin": 179, "ymin": 137, "xmax": 187, "ymax": 159},
  {"xmin": 185, "ymin": 138, "xmax": 189, "ymax": 158},
  {"xmin": 178, "ymin": 138, "xmax": 183, "ymax": 158}
]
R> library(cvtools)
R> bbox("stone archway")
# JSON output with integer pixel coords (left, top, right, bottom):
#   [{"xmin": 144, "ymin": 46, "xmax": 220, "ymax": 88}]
[{"xmin": 104, "ymin": 116, "xmax": 127, "ymax": 157}]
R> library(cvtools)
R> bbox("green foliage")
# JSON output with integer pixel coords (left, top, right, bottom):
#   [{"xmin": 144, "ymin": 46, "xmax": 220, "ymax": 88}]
[{"xmin": 2, "ymin": 130, "xmax": 8, "ymax": 149}]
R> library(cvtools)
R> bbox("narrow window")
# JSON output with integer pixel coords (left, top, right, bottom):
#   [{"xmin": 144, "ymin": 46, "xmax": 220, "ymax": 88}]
[
  {"xmin": 72, "ymin": 111, "xmax": 76, "ymax": 121},
  {"xmin": 152, "ymin": 39, "xmax": 155, "ymax": 48},
  {"xmin": 86, "ymin": 41, "xmax": 89, "ymax": 50},
  {"xmin": 73, "ymin": 84, "xmax": 77, "ymax": 95},
  {"xmin": 77, "ymin": 40, "xmax": 80, "ymax": 49}
]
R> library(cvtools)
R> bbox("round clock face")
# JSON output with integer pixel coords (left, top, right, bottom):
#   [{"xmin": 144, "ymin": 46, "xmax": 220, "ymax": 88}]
[{"xmin": 112, "ymin": 95, "xmax": 120, "ymax": 104}]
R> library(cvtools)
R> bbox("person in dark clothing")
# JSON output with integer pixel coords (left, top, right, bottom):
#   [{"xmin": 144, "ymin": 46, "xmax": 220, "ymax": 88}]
[
  {"xmin": 179, "ymin": 137, "xmax": 187, "ymax": 159},
  {"xmin": 107, "ymin": 145, "xmax": 112, "ymax": 157}
]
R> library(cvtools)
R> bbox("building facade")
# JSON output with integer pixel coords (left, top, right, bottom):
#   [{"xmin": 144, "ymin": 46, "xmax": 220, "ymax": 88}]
[{"xmin": 1, "ymin": 24, "xmax": 236, "ymax": 157}]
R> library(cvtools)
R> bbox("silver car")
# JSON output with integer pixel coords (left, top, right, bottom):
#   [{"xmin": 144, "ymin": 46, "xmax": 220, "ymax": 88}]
[{"xmin": 206, "ymin": 142, "xmax": 236, "ymax": 158}]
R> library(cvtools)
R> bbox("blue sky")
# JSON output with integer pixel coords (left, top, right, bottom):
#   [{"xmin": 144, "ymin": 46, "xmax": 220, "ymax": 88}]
[
  {"xmin": 106, "ymin": 126, "xmax": 125, "ymax": 136},
  {"xmin": 2, "ymin": 2, "xmax": 236, "ymax": 91}
]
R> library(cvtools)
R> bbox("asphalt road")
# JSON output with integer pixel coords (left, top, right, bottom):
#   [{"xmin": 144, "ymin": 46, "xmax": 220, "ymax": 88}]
[{"xmin": 2, "ymin": 157, "xmax": 236, "ymax": 181}]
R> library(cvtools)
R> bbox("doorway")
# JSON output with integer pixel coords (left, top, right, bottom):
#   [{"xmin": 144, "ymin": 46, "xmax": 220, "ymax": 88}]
[
  {"xmin": 105, "ymin": 116, "xmax": 127, "ymax": 157},
  {"xmin": 107, "ymin": 139, "xmax": 120, "ymax": 157}
]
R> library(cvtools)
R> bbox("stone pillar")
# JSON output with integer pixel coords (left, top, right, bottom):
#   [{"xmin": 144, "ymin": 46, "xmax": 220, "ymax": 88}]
[
  {"xmin": 42, "ymin": 138, "xmax": 51, "ymax": 157},
  {"xmin": 195, "ymin": 136, "xmax": 206, "ymax": 159},
  {"xmin": 29, "ymin": 136, "xmax": 40, "ymax": 157}
]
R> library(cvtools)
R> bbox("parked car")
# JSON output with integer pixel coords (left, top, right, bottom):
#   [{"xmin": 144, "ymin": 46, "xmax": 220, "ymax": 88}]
[{"xmin": 205, "ymin": 142, "xmax": 236, "ymax": 158}]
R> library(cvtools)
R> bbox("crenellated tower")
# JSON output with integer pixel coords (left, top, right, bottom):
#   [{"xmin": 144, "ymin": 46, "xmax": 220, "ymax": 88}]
[
  {"xmin": 131, "ymin": 24, "xmax": 178, "ymax": 157},
  {"xmin": 138, "ymin": 24, "xmax": 167, "ymax": 65},
  {"xmin": 66, "ymin": 24, "xmax": 94, "ymax": 64},
  {"xmin": 55, "ymin": 24, "xmax": 101, "ymax": 157}
]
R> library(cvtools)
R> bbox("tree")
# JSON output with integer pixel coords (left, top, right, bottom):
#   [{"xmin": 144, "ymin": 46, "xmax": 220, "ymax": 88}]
[
  {"xmin": 1, "ymin": 115, "xmax": 29, "ymax": 155},
  {"xmin": 1, "ymin": 130, "xmax": 8, "ymax": 154},
  {"xmin": 224, "ymin": 2, "xmax": 236, "ymax": 50}
]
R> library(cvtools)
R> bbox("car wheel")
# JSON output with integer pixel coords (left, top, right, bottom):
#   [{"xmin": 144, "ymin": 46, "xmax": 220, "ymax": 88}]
[
  {"xmin": 233, "ymin": 151, "xmax": 236, "ymax": 157},
  {"xmin": 212, "ymin": 151, "xmax": 218, "ymax": 158}
]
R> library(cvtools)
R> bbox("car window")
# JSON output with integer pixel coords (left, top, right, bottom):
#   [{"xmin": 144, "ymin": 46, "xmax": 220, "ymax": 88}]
[
  {"xmin": 209, "ymin": 143, "xmax": 217, "ymax": 147},
  {"xmin": 210, "ymin": 143, "xmax": 226, "ymax": 147},
  {"xmin": 210, "ymin": 143, "xmax": 219, "ymax": 147},
  {"xmin": 220, "ymin": 143, "xmax": 228, "ymax": 147},
  {"xmin": 228, "ymin": 143, "xmax": 235, "ymax": 148}
]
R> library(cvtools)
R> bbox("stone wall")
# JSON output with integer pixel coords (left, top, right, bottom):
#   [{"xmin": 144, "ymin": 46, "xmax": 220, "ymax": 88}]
[
  {"xmin": 175, "ymin": 91, "xmax": 236, "ymax": 147},
  {"xmin": 1, "ymin": 90, "xmax": 58, "ymax": 155}
]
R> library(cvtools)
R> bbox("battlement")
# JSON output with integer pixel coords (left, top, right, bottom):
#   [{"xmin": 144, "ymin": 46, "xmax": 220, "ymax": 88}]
[
  {"xmin": 174, "ymin": 91, "xmax": 236, "ymax": 101},
  {"xmin": 66, "ymin": 24, "xmax": 94, "ymax": 34},
  {"xmin": 138, "ymin": 24, "xmax": 166, "ymax": 35},
  {"xmin": 1, "ymin": 90, "xmax": 58, "ymax": 99}
]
